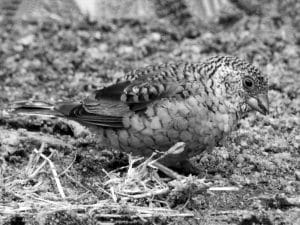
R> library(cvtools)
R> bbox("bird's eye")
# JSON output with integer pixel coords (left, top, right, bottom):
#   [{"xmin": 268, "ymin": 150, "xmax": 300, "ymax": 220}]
[{"xmin": 243, "ymin": 77, "xmax": 254, "ymax": 90}]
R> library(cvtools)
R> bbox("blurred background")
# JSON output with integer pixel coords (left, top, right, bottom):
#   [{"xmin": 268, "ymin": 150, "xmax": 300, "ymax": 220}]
[{"xmin": 0, "ymin": 0, "xmax": 258, "ymax": 23}]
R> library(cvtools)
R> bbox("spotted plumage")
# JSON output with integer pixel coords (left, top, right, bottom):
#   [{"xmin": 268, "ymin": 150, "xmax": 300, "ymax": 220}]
[{"xmin": 12, "ymin": 55, "xmax": 269, "ymax": 168}]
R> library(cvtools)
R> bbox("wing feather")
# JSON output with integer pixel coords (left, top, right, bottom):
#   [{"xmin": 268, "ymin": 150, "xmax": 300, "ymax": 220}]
[{"xmin": 70, "ymin": 62, "xmax": 194, "ymax": 127}]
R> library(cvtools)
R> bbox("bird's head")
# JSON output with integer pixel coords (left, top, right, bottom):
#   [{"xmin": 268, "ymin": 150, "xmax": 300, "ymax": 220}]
[{"xmin": 207, "ymin": 55, "xmax": 269, "ymax": 116}]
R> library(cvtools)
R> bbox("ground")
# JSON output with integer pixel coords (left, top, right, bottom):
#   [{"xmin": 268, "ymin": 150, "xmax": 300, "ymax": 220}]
[{"xmin": 0, "ymin": 1, "xmax": 299, "ymax": 224}]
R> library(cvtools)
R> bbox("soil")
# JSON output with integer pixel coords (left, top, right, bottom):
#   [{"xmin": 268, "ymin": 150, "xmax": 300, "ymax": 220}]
[{"xmin": 0, "ymin": 1, "xmax": 299, "ymax": 224}]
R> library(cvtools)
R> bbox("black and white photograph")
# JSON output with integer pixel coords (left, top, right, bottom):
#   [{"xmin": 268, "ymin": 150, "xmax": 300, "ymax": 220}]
[{"xmin": 0, "ymin": 0, "xmax": 299, "ymax": 224}]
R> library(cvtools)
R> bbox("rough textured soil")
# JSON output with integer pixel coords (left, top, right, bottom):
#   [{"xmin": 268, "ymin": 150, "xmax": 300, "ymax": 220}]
[{"xmin": 0, "ymin": 1, "xmax": 299, "ymax": 224}]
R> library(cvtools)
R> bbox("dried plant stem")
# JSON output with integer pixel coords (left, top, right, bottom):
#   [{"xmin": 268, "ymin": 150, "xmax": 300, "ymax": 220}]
[
  {"xmin": 1, "ymin": 200, "xmax": 195, "ymax": 218},
  {"xmin": 151, "ymin": 161, "xmax": 184, "ymax": 179},
  {"xmin": 33, "ymin": 148, "xmax": 66, "ymax": 199},
  {"xmin": 29, "ymin": 152, "xmax": 54, "ymax": 179},
  {"xmin": 129, "ymin": 186, "xmax": 170, "ymax": 199},
  {"xmin": 208, "ymin": 186, "xmax": 240, "ymax": 191},
  {"xmin": 58, "ymin": 151, "xmax": 77, "ymax": 177}
]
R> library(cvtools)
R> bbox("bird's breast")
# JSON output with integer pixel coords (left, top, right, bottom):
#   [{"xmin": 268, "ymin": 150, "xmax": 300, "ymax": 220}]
[{"xmin": 98, "ymin": 96, "xmax": 238, "ymax": 158}]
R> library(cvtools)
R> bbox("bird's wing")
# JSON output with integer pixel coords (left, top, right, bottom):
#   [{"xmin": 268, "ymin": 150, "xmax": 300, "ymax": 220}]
[
  {"xmin": 93, "ymin": 80, "xmax": 183, "ymax": 112},
  {"xmin": 62, "ymin": 100, "xmax": 128, "ymax": 128},
  {"xmin": 76, "ymin": 62, "xmax": 196, "ymax": 127},
  {"xmin": 90, "ymin": 62, "xmax": 194, "ymax": 111}
]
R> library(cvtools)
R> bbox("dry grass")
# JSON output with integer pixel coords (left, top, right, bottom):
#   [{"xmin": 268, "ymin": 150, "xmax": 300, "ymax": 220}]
[{"xmin": 0, "ymin": 141, "xmax": 242, "ymax": 223}]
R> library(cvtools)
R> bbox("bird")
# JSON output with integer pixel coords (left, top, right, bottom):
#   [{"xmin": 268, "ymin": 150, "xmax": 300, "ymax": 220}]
[{"xmin": 11, "ymin": 55, "xmax": 269, "ymax": 171}]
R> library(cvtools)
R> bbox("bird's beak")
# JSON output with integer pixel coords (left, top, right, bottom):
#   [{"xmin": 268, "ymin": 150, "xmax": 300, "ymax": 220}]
[{"xmin": 246, "ymin": 93, "xmax": 269, "ymax": 115}]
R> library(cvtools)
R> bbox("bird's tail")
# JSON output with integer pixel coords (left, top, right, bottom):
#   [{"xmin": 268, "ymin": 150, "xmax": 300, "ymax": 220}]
[
  {"xmin": 10, "ymin": 101, "xmax": 80, "ymax": 117},
  {"xmin": 10, "ymin": 101, "xmax": 63, "ymax": 117}
]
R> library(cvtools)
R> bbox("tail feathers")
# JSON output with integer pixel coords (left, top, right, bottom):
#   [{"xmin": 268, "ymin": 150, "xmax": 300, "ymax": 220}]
[
  {"xmin": 11, "ymin": 100, "xmax": 125, "ymax": 128},
  {"xmin": 54, "ymin": 102, "xmax": 82, "ymax": 116},
  {"xmin": 11, "ymin": 101, "xmax": 65, "ymax": 117}
]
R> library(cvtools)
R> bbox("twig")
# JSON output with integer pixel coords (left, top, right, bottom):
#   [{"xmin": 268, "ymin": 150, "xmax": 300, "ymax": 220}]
[
  {"xmin": 92, "ymin": 212, "xmax": 193, "ymax": 219},
  {"xmin": 151, "ymin": 162, "xmax": 184, "ymax": 180},
  {"xmin": 29, "ymin": 152, "xmax": 54, "ymax": 179},
  {"xmin": 208, "ymin": 186, "xmax": 240, "ymax": 191},
  {"xmin": 119, "ymin": 187, "xmax": 170, "ymax": 199},
  {"xmin": 110, "ymin": 187, "xmax": 117, "ymax": 202},
  {"xmin": 210, "ymin": 209, "xmax": 256, "ymax": 216},
  {"xmin": 127, "ymin": 155, "xmax": 144, "ymax": 177},
  {"xmin": 58, "ymin": 151, "xmax": 77, "ymax": 177},
  {"xmin": 102, "ymin": 165, "xmax": 129, "ymax": 178},
  {"xmin": 33, "ymin": 148, "xmax": 66, "ymax": 199},
  {"xmin": 1, "ymin": 199, "xmax": 195, "ymax": 218},
  {"xmin": 151, "ymin": 142, "xmax": 186, "ymax": 164},
  {"xmin": 136, "ymin": 152, "xmax": 157, "ymax": 167},
  {"xmin": 29, "ymin": 194, "xmax": 64, "ymax": 204},
  {"xmin": 64, "ymin": 173, "xmax": 90, "ymax": 192},
  {"xmin": 25, "ymin": 142, "xmax": 45, "ymax": 176}
]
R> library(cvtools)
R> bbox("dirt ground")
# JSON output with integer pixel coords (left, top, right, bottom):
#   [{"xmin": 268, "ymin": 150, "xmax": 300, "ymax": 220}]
[{"xmin": 0, "ymin": 1, "xmax": 300, "ymax": 224}]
